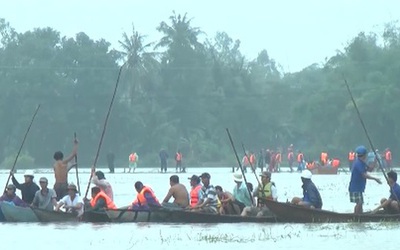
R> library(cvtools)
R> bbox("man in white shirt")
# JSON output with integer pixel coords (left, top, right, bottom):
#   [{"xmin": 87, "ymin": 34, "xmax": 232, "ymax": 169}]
[{"xmin": 55, "ymin": 184, "xmax": 84, "ymax": 216}]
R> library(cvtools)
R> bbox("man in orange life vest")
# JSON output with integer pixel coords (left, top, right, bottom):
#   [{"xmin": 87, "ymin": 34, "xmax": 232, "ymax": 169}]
[
  {"xmin": 385, "ymin": 148, "xmax": 392, "ymax": 171},
  {"xmin": 348, "ymin": 150, "xmax": 355, "ymax": 171},
  {"xmin": 241, "ymin": 153, "xmax": 250, "ymax": 173},
  {"xmin": 87, "ymin": 186, "xmax": 116, "ymax": 211},
  {"xmin": 130, "ymin": 181, "xmax": 161, "ymax": 210},
  {"xmin": 188, "ymin": 175, "xmax": 204, "ymax": 208},
  {"xmin": 320, "ymin": 152, "xmax": 328, "ymax": 166},
  {"xmin": 175, "ymin": 150, "xmax": 183, "ymax": 173},
  {"xmin": 126, "ymin": 152, "xmax": 138, "ymax": 173},
  {"xmin": 287, "ymin": 150, "xmax": 294, "ymax": 172}
]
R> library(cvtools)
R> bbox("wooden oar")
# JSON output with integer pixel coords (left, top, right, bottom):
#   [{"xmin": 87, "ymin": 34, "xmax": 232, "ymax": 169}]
[
  {"xmin": 74, "ymin": 132, "xmax": 81, "ymax": 195},
  {"xmin": 84, "ymin": 63, "xmax": 125, "ymax": 199},
  {"xmin": 3, "ymin": 104, "xmax": 41, "ymax": 193},
  {"xmin": 225, "ymin": 128, "xmax": 255, "ymax": 206},
  {"xmin": 343, "ymin": 77, "xmax": 397, "ymax": 200}
]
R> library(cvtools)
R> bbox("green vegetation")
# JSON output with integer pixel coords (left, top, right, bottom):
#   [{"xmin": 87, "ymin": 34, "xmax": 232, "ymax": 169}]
[{"xmin": 0, "ymin": 14, "xmax": 399, "ymax": 168}]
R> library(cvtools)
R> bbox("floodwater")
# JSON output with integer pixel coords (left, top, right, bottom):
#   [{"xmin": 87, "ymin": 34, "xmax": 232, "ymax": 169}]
[{"xmin": 1, "ymin": 167, "xmax": 399, "ymax": 250}]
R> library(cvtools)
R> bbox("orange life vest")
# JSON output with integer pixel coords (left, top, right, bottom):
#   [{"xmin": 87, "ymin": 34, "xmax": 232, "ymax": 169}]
[
  {"xmin": 385, "ymin": 151, "xmax": 392, "ymax": 161},
  {"xmin": 332, "ymin": 159, "xmax": 340, "ymax": 168},
  {"xmin": 306, "ymin": 161, "xmax": 315, "ymax": 170},
  {"xmin": 275, "ymin": 153, "xmax": 281, "ymax": 163},
  {"xmin": 348, "ymin": 152, "xmax": 355, "ymax": 161},
  {"xmin": 90, "ymin": 191, "xmax": 117, "ymax": 209},
  {"xmin": 129, "ymin": 153, "xmax": 137, "ymax": 162},
  {"xmin": 321, "ymin": 152, "xmax": 328, "ymax": 165},
  {"xmin": 132, "ymin": 186, "xmax": 160, "ymax": 207},
  {"xmin": 297, "ymin": 153, "xmax": 303, "ymax": 163},
  {"xmin": 242, "ymin": 155, "xmax": 250, "ymax": 166},
  {"xmin": 176, "ymin": 152, "xmax": 182, "ymax": 161},
  {"xmin": 190, "ymin": 184, "xmax": 202, "ymax": 207},
  {"xmin": 249, "ymin": 154, "xmax": 256, "ymax": 164}
]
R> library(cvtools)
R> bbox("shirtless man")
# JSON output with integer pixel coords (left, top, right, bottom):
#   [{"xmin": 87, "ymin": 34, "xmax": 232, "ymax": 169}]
[
  {"xmin": 53, "ymin": 138, "xmax": 78, "ymax": 201},
  {"xmin": 162, "ymin": 175, "xmax": 189, "ymax": 209}
]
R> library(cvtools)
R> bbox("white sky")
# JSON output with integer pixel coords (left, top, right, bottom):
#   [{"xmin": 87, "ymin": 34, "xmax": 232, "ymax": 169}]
[{"xmin": 2, "ymin": 0, "xmax": 399, "ymax": 72}]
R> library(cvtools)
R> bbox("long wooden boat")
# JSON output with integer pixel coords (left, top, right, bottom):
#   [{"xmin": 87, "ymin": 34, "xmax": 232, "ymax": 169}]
[
  {"xmin": 32, "ymin": 208, "xmax": 110, "ymax": 223},
  {"xmin": 310, "ymin": 166, "xmax": 338, "ymax": 175},
  {"xmin": 106, "ymin": 207, "xmax": 277, "ymax": 223},
  {"xmin": 263, "ymin": 199, "xmax": 400, "ymax": 223},
  {"xmin": 32, "ymin": 208, "xmax": 79, "ymax": 222},
  {"xmin": 0, "ymin": 202, "xmax": 38, "ymax": 222}
]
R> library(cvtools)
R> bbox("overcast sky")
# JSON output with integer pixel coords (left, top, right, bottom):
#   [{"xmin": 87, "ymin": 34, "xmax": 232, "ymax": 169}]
[{"xmin": 2, "ymin": 0, "xmax": 399, "ymax": 72}]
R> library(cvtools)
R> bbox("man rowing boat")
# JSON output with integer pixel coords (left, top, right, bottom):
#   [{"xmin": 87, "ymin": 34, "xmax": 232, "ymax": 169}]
[{"xmin": 53, "ymin": 138, "xmax": 78, "ymax": 201}]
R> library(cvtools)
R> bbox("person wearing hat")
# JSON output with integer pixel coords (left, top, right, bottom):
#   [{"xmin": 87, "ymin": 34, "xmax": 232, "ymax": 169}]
[
  {"xmin": 55, "ymin": 183, "xmax": 84, "ymax": 216},
  {"xmin": 10, "ymin": 169, "xmax": 40, "ymax": 204},
  {"xmin": 31, "ymin": 177, "xmax": 57, "ymax": 211},
  {"xmin": 191, "ymin": 173, "xmax": 218, "ymax": 213},
  {"xmin": 0, "ymin": 184, "xmax": 27, "ymax": 207},
  {"xmin": 53, "ymin": 137, "xmax": 79, "ymax": 201},
  {"xmin": 372, "ymin": 170, "xmax": 400, "ymax": 214},
  {"xmin": 349, "ymin": 145, "xmax": 382, "ymax": 214},
  {"xmin": 162, "ymin": 175, "xmax": 189, "ymax": 209},
  {"xmin": 91, "ymin": 169, "xmax": 114, "ymax": 201},
  {"xmin": 291, "ymin": 169, "xmax": 323, "ymax": 209},
  {"xmin": 232, "ymin": 172, "xmax": 252, "ymax": 211},
  {"xmin": 188, "ymin": 175, "xmax": 204, "ymax": 208},
  {"xmin": 241, "ymin": 171, "xmax": 277, "ymax": 217}
]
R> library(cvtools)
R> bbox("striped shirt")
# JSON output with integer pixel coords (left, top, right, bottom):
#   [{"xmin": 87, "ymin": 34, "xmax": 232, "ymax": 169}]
[{"xmin": 201, "ymin": 185, "xmax": 218, "ymax": 208}]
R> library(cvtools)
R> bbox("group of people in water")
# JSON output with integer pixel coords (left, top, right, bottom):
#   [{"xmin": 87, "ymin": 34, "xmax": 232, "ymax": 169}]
[{"xmin": 0, "ymin": 139, "xmax": 399, "ymax": 218}]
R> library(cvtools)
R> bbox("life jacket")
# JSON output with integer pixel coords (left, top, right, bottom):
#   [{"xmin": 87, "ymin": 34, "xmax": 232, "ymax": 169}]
[
  {"xmin": 306, "ymin": 161, "xmax": 315, "ymax": 169},
  {"xmin": 242, "ymin": 155, "xmax": 250, "ymax": 166},
  {"xmin": 190, "ymin": 185, "xmax": 202, "ymax": 207},
  {"xmin": 176, "ymin": 152, "xmax": 182, "ymax": 161},
  {"xmin": 297, "ymin": 153, "xmax": 303, "ymax": 163},
  {"xmin": 386, "ymin": 151, "xmax": 392, "ymax": 161},
  {"xmin": 257, "ymin": 182, "xmax": 273, "ymax": 206},
  {"xmin": 348, "ymin": 152, "xmax": 355, "ymax": 161},
  {"xmin": 275, "ymin": 153, "xmax": 281, "ymax": 163},
  {"xmin": 331, "ymin": 159, "xmax": 340, "ymax": 168},
  {"xmin": 129, "ymin": 153, "xmax": 137, "ymax": 162},
  {"xmin": 132, "ymin": 186, "xmax": 160, "ymax": 207},
  {"xmin": 249, "ymin": 154, "xmax": 256, "ymax": 165},
  {"xmin": 90, "ymin": 191, "xmax": 117, "ymax": 209},
  {"xmin": 321, "ymin": 152, "xmax": 328, "ymax": 165}
]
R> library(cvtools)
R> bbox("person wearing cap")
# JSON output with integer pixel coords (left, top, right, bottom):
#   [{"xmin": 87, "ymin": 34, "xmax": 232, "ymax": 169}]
[
  {"xmin": 130, "ymin": 181, "xmax": 161, "ymax": 210},
  {"xmin": 241, "ymin": 171, "xmax": 277, "ymax": 217},
  {"xmin": 349, "ymin": 145, "xmax": 382, "ymax": 214},
  {"xmin": 0, "ymin": 184, "xmax": 27, "ymax": 207},
  {"xmin": 31, "ymin": 177, "xmax": 57, "ymax": 211},
  {"xmin": 191, "ymin": 173, "xmax": 218, "ymax": 213},
  {"xmin": 372, "ymin": 170, "xmax": 400, "ymax": 214},
  {"xmin": 162, "ymin": 175, "xmax": 189, "ymax": 209},
  {"xmin": 55, "ymin": 183, "xmax": 84, "ymax": 216},
  {"xmin": 10, "ymin": 169, "xmax": 40, "ymax": 204},
  {"xmin": 91, "ymin": 169, "xmax": 114, "ymax": 201},
  {"xmin": 53, "ymin": 138, "xmax": 79, "ymax": 201},
  {"xmin": 291, "ymin": 169, "xmax": 323, "ymax": 209},
  {"xmin": 232, "ymin": 172, "xmax": 252, "ymax": 211},
  {"xmin": 188, "ymin": 175, "xmax": 204, "ymax": 208}
]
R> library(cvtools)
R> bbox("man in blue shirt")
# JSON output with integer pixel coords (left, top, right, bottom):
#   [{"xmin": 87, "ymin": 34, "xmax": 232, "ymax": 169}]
[
  {"xmin": 349, "ymin": 145, "xmax": 382, "ymax": 214},
  {"xmin": 372, "ymin": 171, "xmax": 400, "ymax": 214}
]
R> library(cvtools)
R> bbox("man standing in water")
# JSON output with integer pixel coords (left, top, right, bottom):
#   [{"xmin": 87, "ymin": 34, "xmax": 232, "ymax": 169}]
[
  {"xmin": 349, "ymin": 145, "xmax": 382, "ymax": 214},
  {"xmin": 159, "ymin": 148, "xmax": 168, "ymax": 173},
  {"xmin": 53, "ymin": 138, "xmax": 78, "ymax": 201},
  {"xmin": 107, "ymin": 152, "xmax": 115, "ymax": 173}
]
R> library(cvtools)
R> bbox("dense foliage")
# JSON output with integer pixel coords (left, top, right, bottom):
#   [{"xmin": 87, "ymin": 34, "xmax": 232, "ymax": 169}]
[{"xmin": 0, "ymin": 15, "xmax": 399, "ymax": 168}]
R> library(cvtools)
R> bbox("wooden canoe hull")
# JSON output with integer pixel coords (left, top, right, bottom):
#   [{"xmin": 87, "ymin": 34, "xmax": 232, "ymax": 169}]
[
  {"xmin": 106, "ymin": 208, "xmax": 277, "ymax": 223},
  {"xmin": 32, "ymin": 208, "xmax": 79, "ymax": 222},
  {"xmin": 81, "ymin": 211, "xmax": 110, "ymax": 222},
  {"xmin": 264, "ymin": 199, "xmax": 400, "ymax": 223},
  {"xmin": 310, "ymin": 166, "xmax": 338, "ymax": 175},
  {"xmin": 0, "ymin": 202, "xmax": 38, "ymax": 222}
]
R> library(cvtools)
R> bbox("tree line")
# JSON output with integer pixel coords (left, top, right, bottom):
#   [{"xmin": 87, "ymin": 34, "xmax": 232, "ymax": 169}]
[{"xmin": 0, "ymin": 13, "xmax": 399, "ymax": 169}]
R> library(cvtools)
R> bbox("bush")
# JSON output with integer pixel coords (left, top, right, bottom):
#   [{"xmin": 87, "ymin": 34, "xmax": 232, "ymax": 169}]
[{"xmin": 1, "ymin": 152, "xmax": 35, "ymax": 170}]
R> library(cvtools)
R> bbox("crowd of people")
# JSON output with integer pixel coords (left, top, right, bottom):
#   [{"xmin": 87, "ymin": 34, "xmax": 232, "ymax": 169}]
[{"xmin": 0, "ymin": 139, "xmax": 398, "ymax": 218}]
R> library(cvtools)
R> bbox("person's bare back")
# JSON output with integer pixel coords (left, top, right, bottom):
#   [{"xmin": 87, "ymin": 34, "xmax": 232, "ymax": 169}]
[
  {"xmin": 54, "ymin": 161, "xmax": 69, "ymax": 184},
  {"xmin": 167, "ymin": 183, "xmax": 189, "ymax": 207}
]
